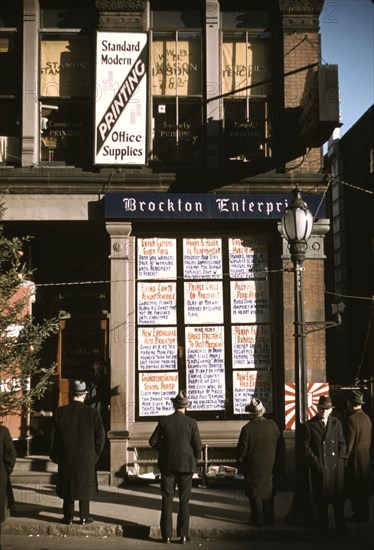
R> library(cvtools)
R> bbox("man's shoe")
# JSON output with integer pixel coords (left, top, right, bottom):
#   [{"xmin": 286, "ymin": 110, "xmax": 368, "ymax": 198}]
[
  {"xmin": 162, "ymin": 537, "xmax": 171, "ymax": 544},
  {"xmin": 180, "ymin": 536, "xmax": 189, "ymax": 544},
  {"xmin": 62, "ymin": 517, "xmax": 73, "ymax": 525},
  {"xmin": 80, "ymin": 517, "xmax": 94, "ymax": 525}
]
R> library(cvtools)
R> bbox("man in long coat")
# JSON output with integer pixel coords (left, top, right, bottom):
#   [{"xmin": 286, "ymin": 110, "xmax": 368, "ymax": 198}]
[
  {"xmin": 0, "ymin": 424, "xmax": 16, "ymax": 525},
  {"xmin": 344, "ymin": 390, "xmax": 372, "ymax": 522},
  {"xmin": 304, "ymin": 395, "xmax": 349, "ymax": 536},
  {"xmin": 50, "ymin": 380, "xmax": 105, "ymax": 525},
  {"xmin": 236, "ymin": 397, "xmax": 279, "ymax": 526},
  {"xmin": 149, "ymin": 390, "xmax": 202, "ymax": 544}
]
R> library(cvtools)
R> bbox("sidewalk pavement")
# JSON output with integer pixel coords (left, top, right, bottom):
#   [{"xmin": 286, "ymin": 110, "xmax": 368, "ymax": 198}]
[{"xmin": 2, "ymin": 478, "xmax": 373, "ymax": 543}]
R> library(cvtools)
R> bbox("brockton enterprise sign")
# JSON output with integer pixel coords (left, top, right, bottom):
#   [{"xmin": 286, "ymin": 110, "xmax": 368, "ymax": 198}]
[
  {"xmin": 95, "ymin": 32, "xmax": 147, "ymax": 165},
  {"xmin": 105, "ymin": 192, "xmax": 325, "ymax": 220}
]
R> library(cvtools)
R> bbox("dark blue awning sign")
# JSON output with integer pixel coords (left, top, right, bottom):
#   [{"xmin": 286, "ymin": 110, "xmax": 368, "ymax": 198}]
[{"xmin": 104, "ymin": 192, "xmax": 325, "ymax": 220}]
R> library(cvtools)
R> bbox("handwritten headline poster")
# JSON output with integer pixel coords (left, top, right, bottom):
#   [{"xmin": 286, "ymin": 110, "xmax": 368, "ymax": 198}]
[
  {"xmin": 139, "ymin": 372, "xmax": 179, "ymax": 416},
  {"xmin": 137, "ymin": 238, "xmax": 177, "ymax": 280},
  {"xmin": 184, "ymin": 281, "xmax": 223, "ymax": 324},
  {"xmin": 183, "ymin": 238, "xmax": 222, "ymax": 279},
  {"xmin": 233, "ymin": 370, "xmax": 272, "ymax": 414},
  {"xmin": 137, "ymin": 282, "xmax": 176, "ymax": 324},
  {"xmin": 228, "ymin": 238, "xmax": 268, "ymax": 279},
  {"xmin": 230, "ymin": 280, "xmax": 269, "ymax": 323},
  {"xmin": 232, "ymin": 325, "xmax": 272, "ymax": 369},
  {"xmin": 186, "ymin": 327, "xmax": 226, "ymax": 411},
  {"xmin": 138, "ymin": 327, "xmax": 177, "ymax": 370}
]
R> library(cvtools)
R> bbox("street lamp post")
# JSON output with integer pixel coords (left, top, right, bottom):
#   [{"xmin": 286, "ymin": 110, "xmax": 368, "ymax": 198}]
[{"xmin": 281, "ymin": 187, "xmax": 314, "ymax": 525}]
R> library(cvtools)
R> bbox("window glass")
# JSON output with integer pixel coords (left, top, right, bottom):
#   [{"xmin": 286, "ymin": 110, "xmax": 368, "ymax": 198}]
[
  {"xmin": 41, "ymin": 101, "xmax": 91, "ymax": 165},
  {"xmin": 40, "ymin": 35, "xmax": 92, "ymax": 97},
  {"xmin": 0, "ymin": 2, "xmax": 21, "ymax": 165},
  {"xmin": 40, "ymin": 1, "xmax": 95, "ymax": 29},
  {"xmin": 0, "ymin": 0, "xmax": 22, "ymax": 27},
  {"xmin": 135, "ymin": 235, "xmax": 273, "ymax": 419},
  {"xmin": 152, "ymin": 32, "xmax": 201, "ymax": 96},
  {"xmin": 151, "ymin": 25, "xmax": 202, "ymax": 163},
  {"xmin": 222, "ymin": 30, "xmax": 272, "ymax": 162},
  {"xmin": 39, "ymin": 3, "xmax": 94, "ymax": 166},
  {"xmin": 152, "ymin": 2, "xmax": 202, "ymax": 29},
  {"xmin": 222, "ymin": 10, "xmax": 269, "ymax": 30}
]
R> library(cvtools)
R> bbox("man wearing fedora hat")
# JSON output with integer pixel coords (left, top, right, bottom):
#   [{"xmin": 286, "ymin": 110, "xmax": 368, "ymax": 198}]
[
  {"xmin": 50, "ymin": 380, "xmax": 105, "ymax": 525},
  {"xmin": 344, "ymin": 390, "xmax": 372, "ymax": 522},
  {"xmin": 236, "ymin": 397, "xmax": 280, "ymax": 527},
  {"xmin": 149, "ymin": 390, "xmax": 202, "ymax": 544},
  {"xmin": 304, "ymin": 395, "xmax": 350, "ymax": 537}
]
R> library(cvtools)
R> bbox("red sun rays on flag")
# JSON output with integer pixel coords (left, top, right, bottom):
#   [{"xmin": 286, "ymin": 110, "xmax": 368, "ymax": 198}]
[{"xmin": 284, "ymin": 382, "xmax": 329, "ymax": 430}]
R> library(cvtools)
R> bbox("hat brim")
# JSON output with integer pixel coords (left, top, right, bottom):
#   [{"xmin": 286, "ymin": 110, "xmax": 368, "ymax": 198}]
[{"xmin": 171, "ymin": 399, "xmax": 190, "ymax": 408}]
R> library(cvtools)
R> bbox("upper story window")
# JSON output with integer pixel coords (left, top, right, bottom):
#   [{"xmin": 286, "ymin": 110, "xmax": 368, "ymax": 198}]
[
  {"xmin": 150, "ymin": 2, "xmax": 203, "ymax": 164},
  {"xmin": 39, "ymin": 1, "xmax": 95, "ymax": 166},
  {"xmin": 0, "ymin": 0, "xmax": 22, "ymax": 165},
  {"xmin": 221, "ymin": 7, "xmax": 273, "ymax": 163}
]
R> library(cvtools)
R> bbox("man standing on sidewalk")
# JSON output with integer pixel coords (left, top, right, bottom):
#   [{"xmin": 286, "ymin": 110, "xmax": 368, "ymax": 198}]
[
  {"xmin": 236, "ymin": 397, "xmax": 280, "ymax": 527},
  {"xmin": 50, "ymin": 380, "xmax": 105, "ymax": 525},
  {"xmin": 149, "ymin": 390, "xmax": 202, "ymax": 544},
  {"xmin": 344, "ymin": 389, "xmax": 372, "ymax": 523},
  {"xmin": 304, "ymin": 395, "xmax": 350, "ymax": 538},
  {"xmin": 1, "ymin": 423, "xmax": 17, "ymax": 550}
]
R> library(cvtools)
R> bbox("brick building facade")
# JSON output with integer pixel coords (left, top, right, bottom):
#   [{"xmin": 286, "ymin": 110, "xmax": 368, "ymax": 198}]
[{"xmin": 1, "ymin": 0, "xmax": 339, "ymax": 484}]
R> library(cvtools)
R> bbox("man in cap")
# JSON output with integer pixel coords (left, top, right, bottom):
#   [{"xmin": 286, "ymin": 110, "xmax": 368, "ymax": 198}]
[
  {"xmin": 149, "ymin": 390, "xmax": 202, "ymax": 544},
  {"xmin": 236, "ymin": 397, "xmax": 280, "ymax": 527},
  {"xmin": 50, "ymin": 380, "xmax": 105, "ymax": 525},
  {"xmin": 344, "ymin": 389, "xmax": 372, "ymax": 522},
  {"xmin": 304, "ymin": 395, "xmax": 349, "ymax": 537}
]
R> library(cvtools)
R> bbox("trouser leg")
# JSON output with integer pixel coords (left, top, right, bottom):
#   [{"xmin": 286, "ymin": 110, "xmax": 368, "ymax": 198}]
[
  {"xmin": 176, "ymin": 473, "xmax": 193, "ymax": 537},
  {"xmin": 316, "ymin": 501, "xmax": 329, "ymax": 532},
  {"xmin": 333, "ymin": 501, "xmax": 347, "ymax": 532},
  {"xmin": 263, "ymin": 496, "xmax": 274, "ymax": 525},
  {"xmin": 160, "ymin": 472, "xmax": 176, "ymax": 539},
  {"xmin": 79, "ymin": 500, "xmax": 90, "ymax": 520},
  {"xmin": 249, "ymin": 497, "xmax": 263, "ymax": 525},
  {"xmin": 62, "ymin": 500, "xmax": 74, "ymax": 520}
]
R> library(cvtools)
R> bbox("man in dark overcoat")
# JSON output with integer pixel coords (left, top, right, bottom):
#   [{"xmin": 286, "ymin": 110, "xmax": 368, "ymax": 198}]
[
  {"xmin": 344, "ymin": 389, "xmax": 372, "ymax": 522},
  {"xmin": 149, "ymin": 390, "xmax": 202, "ymax": 544},
  {"xmin": 0, "ymin": 424, "xmax": 16, "ymax": 525},
  {"xmin": 50, "ymin": 380, "xmax": 105, "ymax": 525},
  {"xmin": 304, "ymin": 395, "xmax": 349, "ymax": 536},
  {"xmin": 236, "ymin": 397, "xmax": 279, "ymax": 526}
]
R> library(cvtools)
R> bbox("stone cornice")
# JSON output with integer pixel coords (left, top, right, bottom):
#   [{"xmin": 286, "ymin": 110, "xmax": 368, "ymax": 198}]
[
  {"xmin": 95, "ymin": 0, "xmax": 146, "ymax": 12},
  {"xmin": 279, "ymin": 0, "xmax": 324, "ymax": 32}
]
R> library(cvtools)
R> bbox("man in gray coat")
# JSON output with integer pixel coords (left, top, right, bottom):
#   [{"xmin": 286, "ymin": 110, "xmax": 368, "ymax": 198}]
[
  {"xmin": 50, "ymin": 380, "xmax": 105, "ymax": 525},
  {"xmin": 236, "ymin": 397, "xmax": 279, "ymax": 527},
  {"xmin": 149, "ymin": 390, "xmax": 202, "ymax": 544},
  {"xmin": 304, "ymin": 395, "xmax": 349, "ymax": 537}
]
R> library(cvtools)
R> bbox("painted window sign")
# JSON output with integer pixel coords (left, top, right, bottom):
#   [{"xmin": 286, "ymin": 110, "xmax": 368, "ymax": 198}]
[
  {"xmin": 95, "ymin": 32, "xmax": 147, "ymax": 165},
  {"xmin": 105, "ymin": 192, "xmax": 325, "ymax": 219},
  {"xmin": 228, "ymin": 237, "xmax": 268, "ymax": 279},
  {"xmin": 139, "ymin": 372, "xmax": 179, "ymax": 416},
  {"xmin": 137, "ymin": 282, "xmax": 177, "ymax": 325},
  {"xmin": 233, "ymin": 370, "xmax": 273, "ymax": 414},
  {"xmin": 135, "ymin": 236, "xmax": 273, "ymax": 418},
  {"xmin": 137, "ymin": 238, "xmax": 177, "ymax": 280},
  {"xmin": 230, "ymin": 280, "xmax": 270, "ymax": 323},
  {"xmin": 138, "ymin": 327, "xmax": 178, "ymax": 371},
  {"xmin": 186, "ymin": 327, "xmax": 226, "ymax": 411},
  {"xmin": 232, "ymin": 325, "xmax": 272, "ymax": 369},
  {"xmin": 184, "ymin": 281, "xmax": 224, "ymax": 324},
  {"xmin": 183, "ymin": 238, "xmax": 223, "ymax": 279}
]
